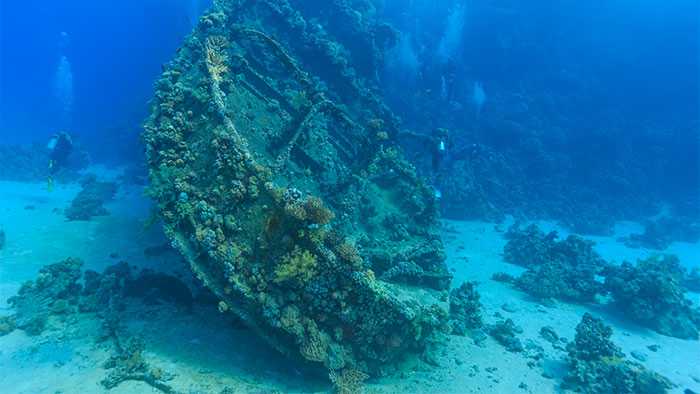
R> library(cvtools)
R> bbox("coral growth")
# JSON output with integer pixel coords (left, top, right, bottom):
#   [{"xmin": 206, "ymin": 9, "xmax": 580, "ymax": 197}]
[
  {"xmin": 7, "ymin": 258, "xmax": 194, "ymax": 337},
  {"xmin": 502, "ymin": 224, "xmax": 607, "ymax": 302},
  {"xmin": 620, "ymin": 216, "xmax": 700, "ymax": 250},
  {"xmin": 101, "ymin": 336, "xmax": 176, "ymax": 393},
  {"xmin": 6, "ymin": 259, "xmax": 192, "ymax": 392},
  {"xmin": 564, "ymin": 313, "xmax": 672, "ymax": 394},
  {"xmin": 8, "ymin": 257, "xmax": 83, "ymax": 335},
  {"xmin": 448, "ymin": 281, "xmax": 483, "ymax": 335},
  {"xmin": 283, "ymin": 193, "xmax": 336, "ymax": 226},
  {"xmin": 329, "ymin": 368, "xmax": 370, "ymax": 394},
  {"xmin": 604, "ymin": 255, "xmax": 700, "ymax": 339},
  {"xmin": 487, "ymin": 318, "xmax": 524, "ymax": 353},
  {"xmin": 205, "ymin": 35, "xmax": 229, "ymax": 83},
  {"xmin": 0, "ymin": 315, "xmax": 16, "ymax": 336},
  {"xmin": 274, "ymin": 247, "xmax": 318, "ymax": 285},
  {"xmin": 65, "ymin": 174, "xmax": 118, "ymax": 221}
]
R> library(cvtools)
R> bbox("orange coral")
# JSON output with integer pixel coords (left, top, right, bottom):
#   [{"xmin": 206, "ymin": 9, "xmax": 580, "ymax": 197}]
[
  {"xmin": 336, "ymin": 241, "xmax": 362, "ymax": 268},
  {"xmin": 305, "ymin": 196, "xmax": 335, "ymax": 225}
]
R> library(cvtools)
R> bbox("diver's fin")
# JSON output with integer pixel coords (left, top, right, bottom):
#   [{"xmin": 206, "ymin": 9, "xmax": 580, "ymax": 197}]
[{"xmin": 47, "ymin": 160, "xmax": 55, "ymax": 192}]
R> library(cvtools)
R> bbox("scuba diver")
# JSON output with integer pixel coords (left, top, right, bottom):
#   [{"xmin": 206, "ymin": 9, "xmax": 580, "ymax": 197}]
[
  {"xmin": 425, "ymin": 127, "xmax": 451, "ymax": 180},
  {"xmin": 47, "ymin": 132, "xmax": 73, "ymax": 191},
  {"xmin": 429, "ymin": 127, "xmax": 452, "ymax": 199},
  {"xmin": 399, "ymin": 127, "xmax": 483, "ymax": 200},
  {"xmin": 398, "ymin": 128, "xmax": 453, "ymax": 199}
]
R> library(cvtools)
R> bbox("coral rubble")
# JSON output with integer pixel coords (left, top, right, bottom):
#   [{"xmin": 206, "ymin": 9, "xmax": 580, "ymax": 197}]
[
  {"xmin": 604, "ymin": 255, "xmax": 700, "ymax": 339},
  {"xmin": 564, "ymin": 313, "xmax": 672, "ymax": 394},
  {"xmin": 65, "ymin": 174, "xmax": 118, "ymax": 221},
  {"xmin": 143, "ymin": 0, "xmax": 451, "ymax": 381}
]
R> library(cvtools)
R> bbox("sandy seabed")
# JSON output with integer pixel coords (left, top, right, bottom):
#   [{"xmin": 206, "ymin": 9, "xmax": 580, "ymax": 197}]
[{"xmin": 0, "ymin": 173, "xmax": 698, "ymax": 394}]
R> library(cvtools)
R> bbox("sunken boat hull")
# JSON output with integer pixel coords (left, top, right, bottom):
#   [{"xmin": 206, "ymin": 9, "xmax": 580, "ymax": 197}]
[{"xmin": 144, "ymin": 0, "xmax": 451, "ymax": 376}]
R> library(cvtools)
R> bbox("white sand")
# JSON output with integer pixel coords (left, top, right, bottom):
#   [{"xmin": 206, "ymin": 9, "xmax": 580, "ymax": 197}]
[{"xmin": 1, "ymin": 177, "xmax": 698, "ymax": 393}]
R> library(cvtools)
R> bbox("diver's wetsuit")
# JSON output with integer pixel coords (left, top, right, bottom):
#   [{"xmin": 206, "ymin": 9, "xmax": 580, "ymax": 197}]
[
  {"xmin": 430, "ymin": 128, "xmax": 452, "ymax": 174},
  {"xmin": 49, "ymin": 133, "xmax": 73, "ymax": 175},
  {"xmin": 398, "ymin": 128, "xmax": 453, "ymax": 196}
]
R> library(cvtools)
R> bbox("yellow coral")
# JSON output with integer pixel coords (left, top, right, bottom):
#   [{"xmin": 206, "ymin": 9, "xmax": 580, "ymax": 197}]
[
  {"xmin": 284, "ymin": 202, "xmax": 308, "ymax": 221},
  {"xmin": 329, "ymin": 368, "xmax": 369, "ymax": 394},
  {"xmin": 205, "ymin": 35, "xmax": 229, "ymax": 83},
  {"xmin": 274, "ymin": 247, "xmax": 318, "ymax": 284}
]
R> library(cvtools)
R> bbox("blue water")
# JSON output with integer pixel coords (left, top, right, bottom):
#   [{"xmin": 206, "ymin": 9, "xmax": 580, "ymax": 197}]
[
  {"xmin": 1, "ymin": 0, "xmax": 211, "ymax": 162},
  {"xmin": 0, "ymin": 1, "xmax": 699, "ymax": 393}
]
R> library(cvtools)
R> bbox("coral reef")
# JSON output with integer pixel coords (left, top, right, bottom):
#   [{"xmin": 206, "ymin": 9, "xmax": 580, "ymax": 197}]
[
  {"xmin": 448, "ymin": 281, "xmax": 483, "ymax": 335},
  {"xmin": 564, "ymin": 313, "xmax": 672, "ymax": 394},
  {"xmin": 6, "ymin": 259, "xmax": 193, "ymax": 392},
  {"xmin": 101, "ymin": 334, "xmax": 177, "ymax": 393},
  {"xmin": 502, "ymin": 224, "xmax": 607, "ymax": 302},
  {"xmin": 65, "ymin": 174, "xmax": 118, "ymax": 221},
  {"xmin": 274, "ymin": 247, "xmax": 318, "ymax": 285},
  {"xmin": 7, "ymin": 258, "xmax": 195, "ymax": 336},
  {"xmin": 8, "ymin": 258, "xmax": 83, "ymax": 335},
  {"xmin": 142, "ymin": 0, "xmax": 451, "ymax": 380},
  {"xmin": 499, "ymin": 226, "xmax": 700, "ymax": 339},
  {"xmin": 0, "ymin": 227, "xmax": 5, "ymax": 250},
  {"xmin": 620, "ymin": 216, "xmax": 700, "ymax": 250},
  {"xmin": 0, "ymin": 315, "xmax": 16, "ymax": 336},
  {"xmin": 604, "ymin": 255, "xmax": 700, "ymax": 339}
]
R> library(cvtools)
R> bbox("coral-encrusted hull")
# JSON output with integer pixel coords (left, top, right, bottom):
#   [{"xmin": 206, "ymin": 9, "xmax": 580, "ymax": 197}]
[{"xmin": 144, "ymin": 0, "xmax": 451, "ymax": 377}]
